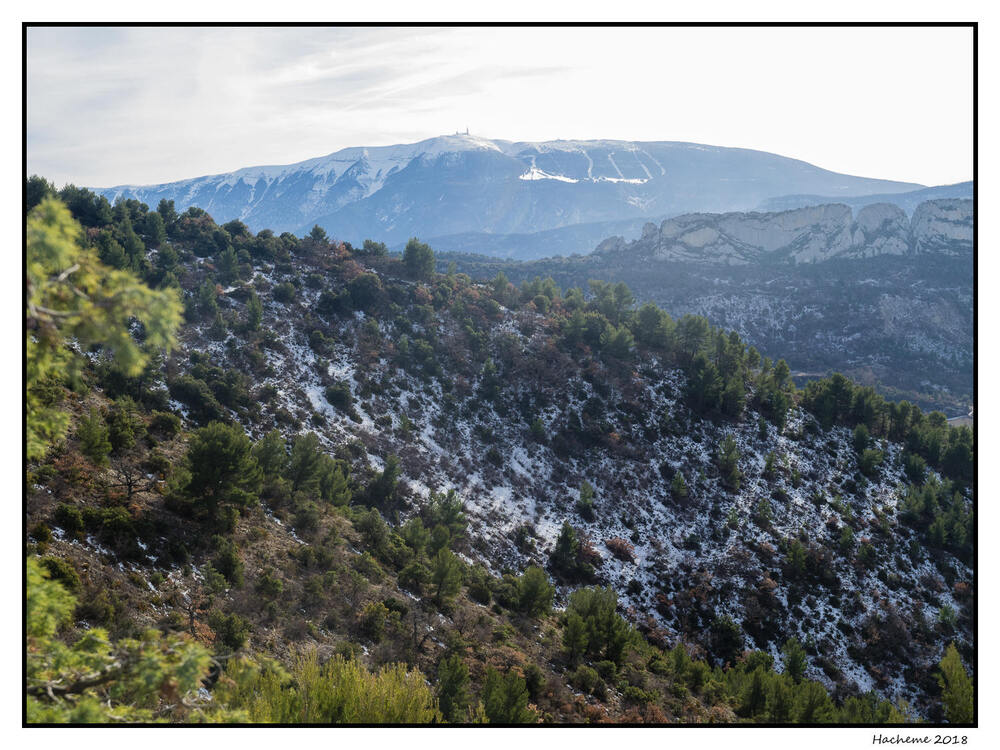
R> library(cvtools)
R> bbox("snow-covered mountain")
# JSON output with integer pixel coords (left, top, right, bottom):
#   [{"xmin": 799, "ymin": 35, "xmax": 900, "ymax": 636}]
[{"xmin": 95, "ymin": 134, "xmax": 923, "ymax": 247}]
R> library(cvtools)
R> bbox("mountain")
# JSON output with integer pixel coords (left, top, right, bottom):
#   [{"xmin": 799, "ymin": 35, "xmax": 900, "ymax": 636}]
[
  {"xmin": 94, "ymin": 134, "xmax": 923, "ymax": 250},
  {"xmin": 443, "ymin": 199, "xmax": 973, "ymax": 416},
  {"xmin": 757, "ymin": 181, "xmax": 973, "ymax": 215}
]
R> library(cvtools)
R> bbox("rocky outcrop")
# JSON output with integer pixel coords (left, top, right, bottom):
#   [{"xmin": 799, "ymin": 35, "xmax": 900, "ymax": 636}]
[
  {"xmin": 911, "ymin": 199, "xmax": 974, "ymax": 254},
  {"xmin": 850, "ymin": 203, "xmax": 910, "ymax": 257},
  {"xmin": 600, "ymin": 199, "xmax": 972, "ymax": 265}
]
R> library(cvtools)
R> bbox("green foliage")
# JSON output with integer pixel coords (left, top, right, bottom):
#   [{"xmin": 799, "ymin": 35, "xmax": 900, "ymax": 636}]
[
  {"xmin": 782, "ymin": 637, "xmax": 807, "ymax": 682},
  {"xmin": 403, "ymin": 237, "xmax": 435, "ymax": 279},
  {"xmin": 286, "ymin": 431, "xmax": 324, "ymax": 493},
  {"xmin": 325, "ymin": 381, "xmax": 356, "ymax": 417},
  {"xmin": 904, "ymin": 452, "xmax": 927, "ymax": 485},
  {"xmin": 183, "ymin": 421, "xmax": 261, "ymax": 523},
  {"xmin": 564, "ymin": 587, "xmax": 636, "ymax": 665},
  {"xmin": 425, "ymin": 489, "xmax": 468, "ymax": 541},
  {"xmin": 52, "ymin": 503, "xmax": 84, "ymax": 537},
  {"xmin": 361, "ymin": 239, "xmax": 388, "ymax": 256},
  {"xmin": 357, "ymin": 601, "xmax": 394, "ymax": 642},
  {"xmin": 572, "ymin": 664, "xmax": 600, "ymax": 694},
  {"xmin": 252, "ymin": 429, "xmax": 288, "ymax": 479},
  {"xmin": 212, "ymin": 535, "xmax": 245, "ymax": 587},
  {"xmin": 367, "ymin": 454, "xmax": 400, "ymax": 507},
  {"xmin": 709, "ymin": 616, "xmax": 743, "ymax": 665},
  {"xmin": 436, "ymin": 654, "xmax": 472, "ymax": 722},
  {"xmin": 39, "ymin": 556, "xmax": 81, "ymax": 593},
  {"xmin": 107, "ymin": 396, "xmax": 146, "ymax": 454},
  {"xmin": 430, "ymin": 547, "xmax": 463, "ymax": 607},
  {"xmin": 853, "ymin": 424, "xmax": 870, "ymax": 454},
  {"xmin": 149, "ymin": 410, "xmax": 181, "ymax": 438},
  {"xmin": 272, "ymin": 282, "xmax": 296, "ymax": 304},
  {"xmin": 717, "ymin": 434, "xmax": 741, "ymax": 491},
  {"xmin": 482, "ymin": 667, "xmax": 537, "ymax": 724},
  {"xmin": 76, "ymin": 408, "xmax": 111, "ymax": 466},
  {"xmin": 548, "ymin": 521, "xmax": 592, "ymax": 582},
  {"xmin": 516, "ymin": 566, "xmax": 554, "ymax": 618},
  {"xmin": 26, "ymin": 198, "xmax": 182, "ymax": 459},
  {"xmin": 217, "ymin": 652, "xmax": 440, "ymax": 723},
  {"xmin": 670, "ymin": 472, "xmax": 689, "ymax": 502},
  {"xmin": 26, "ymin": 558, "xmax": 231, "ymax": 723},
  {"xmin": 859, "ymin": 448, "xmax": 884, "ymax": 477},
  {"xmin": 938, "ymin": 643, "xmax": 974, "ymax": 724},
  {"xmin": 348, "ymin": 272, "xmax": 383, "ymax": 310},
  {"xmin": 208, "ymin": 610, "xmax": 252, "ymax": 651}
]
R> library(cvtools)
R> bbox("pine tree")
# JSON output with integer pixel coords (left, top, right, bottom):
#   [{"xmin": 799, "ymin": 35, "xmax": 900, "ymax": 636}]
[
  {"xmin": 482, "ymin": 667, "xmax": 536, "ymax": 724},
  {"xmin": 717, "ymin": 434, "xmax": 742, "ymax": 491},
  {"xmin": 794, "ymin": 680, "xmax": 836, "ymax": 723},
  {"xmin": 286, "ymin": 432, "xmax": 323, "ymax": 494},
  {"xmin": 436, "ymin": 655, "xmax": 471, "ymax": 722},
  {"xmin": 76, "ymin": 408, "xmax": 111, "ymax": 466},
  {"xmin": 671, "ymin": 472, "xmax": 689, "ymax": 502},
  {"xmin": 782, "ymin": 637, "xmax": 807, "ymax": 682},
  {"xmin": 549, "ymin": 521, "xmax": 580, "ymax": 578},
  {"xmin": 430, "ymin": 548, "xmax": 463, "ymax": 607},
  {"xmin": 562, "ymin": 611, "xmax": 588, "ymax": 663},
  {"xmin": 938, "ymin": 643, "xmax": 974, "ymax": 724},
  {"xmin": 740, "ymin": 666, "xmax": 768, "ymax": 718},
  {"xmin": 766, "ymin": 674, "xmax": 795, "ymax": 722},
  {"xmin": 517, "ymin": 566, "xmax": 554, "ymax": 617},
  {"xmin": 403, "ymin": 237, "xmax": 435, "ymax": 279},
  {"xmin": 246, "ymin": 291, "xmax": 263, "ymax": 331},
  {"xmin": 576, "ymin": 480, "xmax": 596, "ymax": 520},
  {"xmin": 184, "ymin": 422, "xmax": 261, "ymax": 524}
]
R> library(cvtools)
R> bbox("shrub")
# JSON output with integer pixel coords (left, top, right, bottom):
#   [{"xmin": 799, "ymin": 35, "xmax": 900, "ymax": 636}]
[
  {"xmin": 325, "ymin": 382, "xmax": 354, "ymax": 413},
  {"xmin": 149, "ymin": 410, "xmax": 181, "ymax": 438},
  {"xmin": 212, "ymin": 535, "xmax": 244, "ymax": 587},
  {"xmin": 398, "ymin": 560, "xmax": 430, "ymax": 594},
  {"xmin": 106, "ymin": 396, "xmax": 145, "ymax": 454},
  {"xmin": 605, "ymin": 537, "xmax": 636, "ymax": 563},
  {"xmin": 576, "ymin": 481, "xmax": 596, "ymax": 521},
  {"xmin": 859, "ymin": 449, "xmax": 884, "ymax": 478},
  {"xmin": 357, "ymin": 601, "xmax": 392, "ymax": 643},
  {"xmin": 571, "ymin": 665, "xmax": 599, "ymax": 694},
  {"xmin": 216, "ymin": 652, "xmax": 440, "ymax": 723},
  {"xmin": 256, "ymin": 568, "xmax": 284, "ymax": 599},
  {"xmin": 272, "ymin": 282, "xmax": 296, "ymax": 304},
  {"xmin": 76, "ymin": 409, "xmax": 111, "ymax": 466},
  {"xmin": 38, "ymin": 556, "xmax": 80, "ymax": 592},
  {"xmin": 208, "ymin": 610, "xmax": 251, "ymax": 650}
]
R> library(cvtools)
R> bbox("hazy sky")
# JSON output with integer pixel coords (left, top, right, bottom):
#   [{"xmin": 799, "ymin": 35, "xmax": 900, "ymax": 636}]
[{"xmin": 26, "ymin": 26, "xmax": 973, "ymax": 188}]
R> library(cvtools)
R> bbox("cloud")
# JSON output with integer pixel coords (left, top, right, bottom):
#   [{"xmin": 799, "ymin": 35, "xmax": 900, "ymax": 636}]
[{"xmin": 26, "ymin": 26, "xmax": 972, "ymax": 187}]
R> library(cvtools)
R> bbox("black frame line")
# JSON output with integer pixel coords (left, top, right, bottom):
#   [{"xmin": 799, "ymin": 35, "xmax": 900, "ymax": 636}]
[{"xmin": 21, "ymin": 19, "xmax": 978, "ymax": 730}]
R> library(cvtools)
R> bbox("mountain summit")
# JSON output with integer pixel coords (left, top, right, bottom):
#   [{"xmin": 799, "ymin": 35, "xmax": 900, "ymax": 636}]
[{"xmin": 95, "ymin": 135, "xmax": 922, "ymax": 245}]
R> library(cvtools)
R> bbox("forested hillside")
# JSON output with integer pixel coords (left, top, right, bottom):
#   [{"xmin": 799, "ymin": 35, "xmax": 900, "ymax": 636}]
[
  {"xmin": 442, "ymin": 200, "xmax": 973, "ymax": 416},
  {"xmin": 25, "ymin": 177, "xmax": 974, "ymax": 725}
]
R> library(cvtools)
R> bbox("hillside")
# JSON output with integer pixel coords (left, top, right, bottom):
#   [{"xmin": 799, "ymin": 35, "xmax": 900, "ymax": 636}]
[
  {"xmin": 25, "ymin": 187, "xmax": 974, "ymax": 724},
  {"xmin": 444, "ymin": 200, "xmax": 973, "ymax": 416},
  {"xmin": 92, "ymin": 134, "xmax": 922, "ymax": 253}
]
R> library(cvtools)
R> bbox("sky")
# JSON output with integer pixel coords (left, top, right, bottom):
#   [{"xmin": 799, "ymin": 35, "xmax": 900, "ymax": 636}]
[{"xmin": 26, "ymin": 25, "xmax": 974, "ymax": 188}]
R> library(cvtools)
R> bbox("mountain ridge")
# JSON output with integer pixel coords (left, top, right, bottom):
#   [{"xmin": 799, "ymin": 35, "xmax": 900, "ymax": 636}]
[{"xmin": 92, "ymin": 134, "xmax": 924, "ymax": 247}]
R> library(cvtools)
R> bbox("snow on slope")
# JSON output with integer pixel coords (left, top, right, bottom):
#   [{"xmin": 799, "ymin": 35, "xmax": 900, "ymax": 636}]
[{"xmin": 176, "ymin": 263, "xmax": 970, "ymax": 718}]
